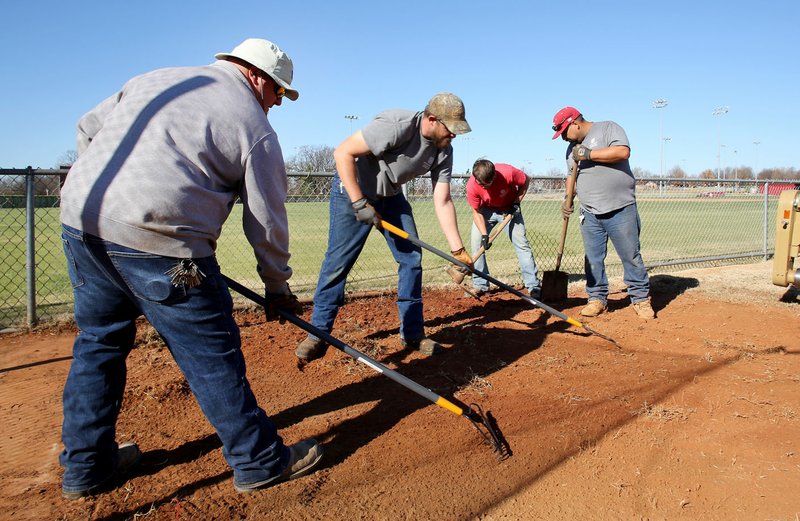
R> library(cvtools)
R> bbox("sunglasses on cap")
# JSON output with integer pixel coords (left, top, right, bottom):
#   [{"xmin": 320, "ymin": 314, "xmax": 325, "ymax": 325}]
[{"xmin": 552, "ymin": 115, "xmax": 574, "ymax": 133}]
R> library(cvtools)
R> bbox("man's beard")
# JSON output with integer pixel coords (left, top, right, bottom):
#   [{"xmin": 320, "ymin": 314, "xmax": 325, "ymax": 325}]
[{"xmin": 432, "ymin": 135, "xmax": 453, "ymax": 149}]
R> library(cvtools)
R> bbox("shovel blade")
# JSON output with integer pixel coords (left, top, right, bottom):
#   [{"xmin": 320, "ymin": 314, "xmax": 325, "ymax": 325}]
[{"xmin": 541, "ymin": 270, "xmax": 569, "ymax": 301}]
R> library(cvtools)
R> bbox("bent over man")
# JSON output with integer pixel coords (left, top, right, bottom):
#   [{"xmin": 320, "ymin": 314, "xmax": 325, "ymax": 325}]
[
  {"xmin": 466, "ymin": 159, "xmax": 542, "ymax": 298},
  {"xmin": 59, "ymin": 38, "xmax": 322, "ymax": 498},
  {"xmin": 296, "ymin": 93, "xmax": 473, "ymax": 362}
]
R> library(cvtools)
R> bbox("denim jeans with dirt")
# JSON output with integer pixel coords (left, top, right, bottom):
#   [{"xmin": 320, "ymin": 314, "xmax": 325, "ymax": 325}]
[
  {"xmin": 307, "ymin": 173, "xmax": 425, "ymax": 342},
  {"xmin": 470, "ymin": 209, "xmax": 541, "ymax": 295},
  {"xmin": 579, "ymin": 203, "xmax": 650, "ymax": 304},
  {"xmin": 59, "ymin": 224, "xmax": 288, "ymax": 493}
]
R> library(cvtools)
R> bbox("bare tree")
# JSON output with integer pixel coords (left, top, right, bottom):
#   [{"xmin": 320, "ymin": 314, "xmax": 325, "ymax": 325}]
[
  {"xmin": 668, "ymin": 166, "xmax": 686, "ymax": 179},
  {"xmin": 55, "ymin": 150, "xmax": 78, "ymax": 168},
  {"xmin": 285, "ymin": 145, "xmax": 335, "ymax": 200}
]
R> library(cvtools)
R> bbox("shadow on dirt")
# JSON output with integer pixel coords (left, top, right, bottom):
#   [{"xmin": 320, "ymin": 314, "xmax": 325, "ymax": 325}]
[{"xmin": 780, "ymin": 285, "xmax": 800, "ymax": 303}]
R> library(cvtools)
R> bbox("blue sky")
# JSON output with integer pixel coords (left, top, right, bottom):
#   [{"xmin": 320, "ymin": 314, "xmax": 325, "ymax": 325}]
[{"xmin": 1, "ymin": 1, "xmax": 797, "ymax": 177}]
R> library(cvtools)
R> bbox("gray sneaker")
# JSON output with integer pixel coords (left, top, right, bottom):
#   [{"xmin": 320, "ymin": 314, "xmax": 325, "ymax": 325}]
[
  {"xmin": 62, "ymin": 442, "xmax": 142, "ymax": 500},
  {"xmin": 235, "ymin": 438, "xmax": 324, "ymax": 493},
  {"xmin": 401, "ymin": 337, "xmax": 442, "ymax": 356}
]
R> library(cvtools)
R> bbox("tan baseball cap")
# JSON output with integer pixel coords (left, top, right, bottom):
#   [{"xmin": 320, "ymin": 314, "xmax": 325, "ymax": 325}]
[
  {"xmin": 215, "ymin": 38, "xmax": 299, "ymax": 101},
  {"xmin": 425, "ymin": 93, "xmax": 471, "ymax": 134}
]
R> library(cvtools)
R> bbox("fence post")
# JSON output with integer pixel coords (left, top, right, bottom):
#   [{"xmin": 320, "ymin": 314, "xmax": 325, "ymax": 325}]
[
  {"xmin": 763, "ymin": 181, "xmax": 769, "ymax": 261},
  {"xmin": 25, "ymin": 166, "xmax": 38, "ymax": 327}
]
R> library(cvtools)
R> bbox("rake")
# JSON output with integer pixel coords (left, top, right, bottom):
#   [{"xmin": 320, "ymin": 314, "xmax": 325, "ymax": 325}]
[
  {"xmin": 379, "ymin": 220, "xmax": 621, "ymax": 348},
  {"xmin": 222, "ymin": 275, "xmax": 512, "ymax": 461}
]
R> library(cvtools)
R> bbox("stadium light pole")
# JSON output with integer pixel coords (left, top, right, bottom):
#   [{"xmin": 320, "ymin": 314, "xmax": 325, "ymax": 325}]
[
  {"xmin": 753, "ymin": 141, "xmax": 761, "ymax": 178},
  {"xmin": 652, "ymin": 99, "xmax": 668, "ymax": 177},
  {"xmin": 662, "ymin": 137, "xmax": 671, "ymax": 177},
  {"xmin": 712, "ymin": 106, "xmax": 729, "ymax": 180},
  {"xmin": 344, "ymin": 115, "xmax": 359, "ymax": 134}
]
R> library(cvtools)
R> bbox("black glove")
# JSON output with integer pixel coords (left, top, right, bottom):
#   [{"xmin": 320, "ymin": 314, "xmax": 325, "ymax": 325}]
[
  {"xmin": 508, "ymin": 202, "xmax": 520, "ymax": 215},
  {"xmin": 264, "ymin": 288, "xmax": 303, "ymax": 324},
  {"xmin": 352, "ymin": 198, "xmax": 382, "ymax": 228},
  {"xmin": 572, "ymin": 144, "xmax": 592, "ymax": 162},
  {"xmin": 480, "ymin": 234, "xmax": 491, "ymax": 251}
]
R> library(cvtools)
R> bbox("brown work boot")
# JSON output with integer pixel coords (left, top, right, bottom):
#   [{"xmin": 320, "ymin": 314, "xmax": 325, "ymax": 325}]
[
  {"xmin": 580, "ymin": 299, "xmax": 607, "ymax": 317},
  {"xmin": 632, "ymin": 298, "xmax": 656, "ymax": 319},
  {"xmin": 401, "ymin": 337, "xmax": 442, "ymax": 356},
  {"xmin": 295, "ymin": 336, "xmax": 328, "ymax": 363},
  {"xmin": 235, "ymin": 438, "xmax": 324, "ymax": 493}
]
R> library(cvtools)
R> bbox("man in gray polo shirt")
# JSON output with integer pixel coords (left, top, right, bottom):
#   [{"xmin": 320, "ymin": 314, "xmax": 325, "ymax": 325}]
[
  {"xmin": 296, "ymin": 93, "xmax": 473, "ymax": 363},
  {"xmin": 551, "ymin": 106, "xmax": 655, "ymax": 319}
]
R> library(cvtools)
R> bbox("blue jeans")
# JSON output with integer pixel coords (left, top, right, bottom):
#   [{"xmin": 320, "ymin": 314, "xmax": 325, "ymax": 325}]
[
  {"xmin": 470, "ymin": 210, "xmax": 541, "ymax": 293},
  {"xmin": 309, "ymin": 174, "xmax": 424, "ymax": 341},
  {"xmin": 579, "ymin": 203, "xmax": 650, "ymax": 304},
  {"xmin": 59, "ymin": 225, "xmax": 288, "ymax": 492}
]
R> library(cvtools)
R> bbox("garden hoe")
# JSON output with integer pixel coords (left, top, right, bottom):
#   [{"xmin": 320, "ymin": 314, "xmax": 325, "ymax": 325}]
[
  {"xmin": 222, "ymin": 275, "xmax": 512, "ymax": 461},
  {"xmin": 541, "ymin": 162, "xmax": 578, "ymax": 301},
  {"xmin": 446, "ymin": 212, "xmax": 514, "ymax": 299},
  {"xmin": 379, "ymin": 220, "xmax": 621, "ymax": 348}
]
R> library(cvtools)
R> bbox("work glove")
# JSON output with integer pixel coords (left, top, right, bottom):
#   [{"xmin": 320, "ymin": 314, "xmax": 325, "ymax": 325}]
[
  {"xmin": 507, "ymin": 202, "xmax": 520, "ymax": 216},
  {"xmin": 572, "ymin": 144, "xmax": 592, "ymax": 162},
  {"xmin": 561, "ymin": 198, "xmax": 575, "ymax": 219},
  {"xmin": 352, "ymin": 197, "xmax": 382, "ymax": 228},
  {"xmin": 264, "ymin": 287, "xmax": 303, "ymax": 324},
  {"xmin": 450, "ymin": 247, "xmax": 473, "ymax": 267},
  {"xmin": 480, "ymin": 234, "xmax": 491, "ymax": 251}
]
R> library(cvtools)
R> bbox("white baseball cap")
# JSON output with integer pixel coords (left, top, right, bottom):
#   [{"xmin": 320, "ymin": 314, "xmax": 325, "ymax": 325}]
[{"xmin": 215, "ymin": 38, "xmax": 299, "ymax": 101}]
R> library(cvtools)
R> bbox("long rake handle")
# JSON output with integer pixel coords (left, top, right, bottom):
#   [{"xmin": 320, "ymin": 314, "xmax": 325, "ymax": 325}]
[
  {"xmin": 222, "ymin": 275, "xmax": 466, "ymax": 416},
  {"xmin": 379, "ymin": 220, "xmax": 588, "ymax": 332}
]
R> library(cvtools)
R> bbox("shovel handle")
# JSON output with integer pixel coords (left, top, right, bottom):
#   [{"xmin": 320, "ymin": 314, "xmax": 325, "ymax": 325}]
[
  {"xmin": 471, "ymin": 211, "xmax": 514, "ymax": 264},
  {"xmin": 555, "ymin": 163, "xmax": 579, "ymax": 271}
]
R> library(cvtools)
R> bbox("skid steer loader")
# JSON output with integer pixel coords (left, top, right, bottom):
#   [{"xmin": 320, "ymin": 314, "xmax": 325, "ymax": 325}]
[{"xmin": 773, "ymin": 189, "xmax": 800, "ymax": 288}]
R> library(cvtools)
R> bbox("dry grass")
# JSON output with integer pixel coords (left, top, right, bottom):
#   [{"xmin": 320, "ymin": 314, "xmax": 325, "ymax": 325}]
[{"xmin": 634, "ymin": 401, "xmax": 695, "ymax": 421}]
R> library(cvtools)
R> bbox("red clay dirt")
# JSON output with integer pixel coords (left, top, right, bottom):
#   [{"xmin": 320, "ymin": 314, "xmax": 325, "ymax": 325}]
[{"xmin": 1, "ymin": 261, "xmax": 799, "ymax": 520}]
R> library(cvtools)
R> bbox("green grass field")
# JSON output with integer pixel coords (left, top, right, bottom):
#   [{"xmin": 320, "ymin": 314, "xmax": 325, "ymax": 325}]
[{"xmin": 0, "ymin": 195, "xmax": 777, "ymax": 328}]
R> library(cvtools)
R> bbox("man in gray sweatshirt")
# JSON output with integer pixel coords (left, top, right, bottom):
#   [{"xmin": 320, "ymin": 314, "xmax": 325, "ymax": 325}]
[{"xmin": 58, "ymin": 38, "xmax": 322, "ymax": 499}]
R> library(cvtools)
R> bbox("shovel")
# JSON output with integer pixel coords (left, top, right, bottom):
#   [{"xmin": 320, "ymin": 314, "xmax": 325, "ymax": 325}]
[
  {"xmin": 446, "ymin": 211, "xmax": 514, "ymax": 297},
  {"xmin": 222, "ymin": 275, "xmax": 512, "ymax": 461},
  {"xmin": 541, "ymin": 162, "xmax": 578, "ymax": 302}
]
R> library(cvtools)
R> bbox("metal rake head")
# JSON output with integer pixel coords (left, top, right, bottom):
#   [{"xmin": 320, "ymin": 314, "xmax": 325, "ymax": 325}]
[{"xmin": 465, "ymin": 403, "xmax": 512, "ymax": 461}]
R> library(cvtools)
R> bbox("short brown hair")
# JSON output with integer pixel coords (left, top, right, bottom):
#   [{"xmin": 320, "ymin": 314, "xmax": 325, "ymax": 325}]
[{"xmin": 472, "ymin": 159, "xmax": 495, "ymax": 186}]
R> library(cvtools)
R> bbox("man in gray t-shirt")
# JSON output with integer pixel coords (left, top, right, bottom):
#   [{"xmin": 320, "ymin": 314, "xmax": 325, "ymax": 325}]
[
  {"xmin": 551, "ymin": 106, "xmax": 655, "ymax": 320},
  {"xmin": 296, "ymin": 93, "xmax": 473, "ymax": 362}
]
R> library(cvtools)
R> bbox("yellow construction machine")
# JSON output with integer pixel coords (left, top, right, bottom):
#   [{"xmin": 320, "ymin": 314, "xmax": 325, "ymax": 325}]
[{"xmin": 773, "ymin": 190, "xmax": 800, "ymax": 288}]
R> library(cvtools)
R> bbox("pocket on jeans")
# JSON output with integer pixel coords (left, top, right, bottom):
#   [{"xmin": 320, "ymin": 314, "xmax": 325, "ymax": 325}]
[
  {"xmin": 61, "ymin": 238, "xmax": 85, "ymax": 289},
  {"xmin": 109, "ymin": 253, "xmax": 189, "ymax": 304}
]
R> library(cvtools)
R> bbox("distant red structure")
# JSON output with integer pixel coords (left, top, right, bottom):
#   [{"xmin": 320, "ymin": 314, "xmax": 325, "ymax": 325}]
[{"xmin": 759, "ymin": 183, "xmax": 799, "ymax": 196}]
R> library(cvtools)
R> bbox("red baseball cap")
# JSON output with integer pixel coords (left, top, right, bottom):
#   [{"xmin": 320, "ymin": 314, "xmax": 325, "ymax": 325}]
[{"xmin": 551, "ymin": 106, "xmax": 581, "ymax": 139}]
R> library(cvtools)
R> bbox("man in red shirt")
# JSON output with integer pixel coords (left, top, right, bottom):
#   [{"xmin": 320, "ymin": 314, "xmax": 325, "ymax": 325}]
[{"xmin": 466, "ymin": 159, "xmax": 541, "ymax": 298}]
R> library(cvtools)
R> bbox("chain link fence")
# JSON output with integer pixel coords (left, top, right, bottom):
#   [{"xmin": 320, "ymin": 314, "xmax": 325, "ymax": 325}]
[{"xmin": 1, "ymin": 168, "xmax": 792, "ymax": 330}]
